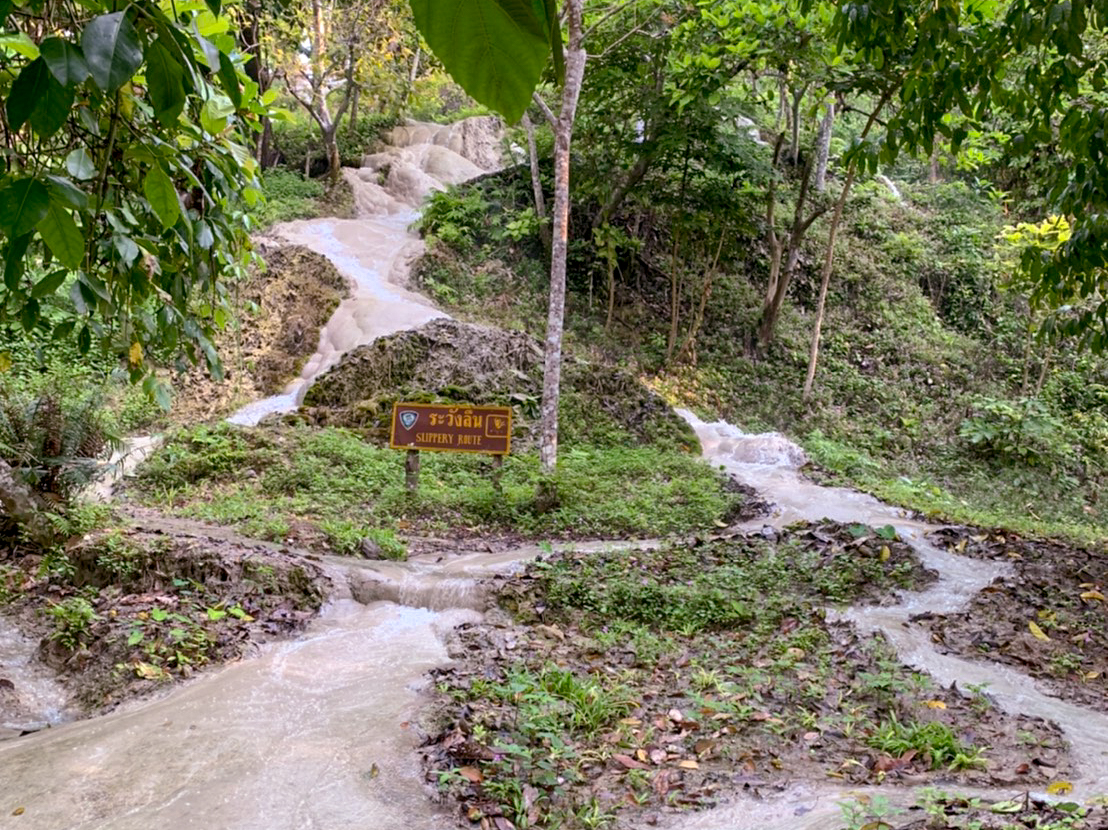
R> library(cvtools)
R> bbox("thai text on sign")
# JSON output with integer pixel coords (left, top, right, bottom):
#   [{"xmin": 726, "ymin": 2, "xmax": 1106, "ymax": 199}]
[{"xmin": 389, "ymin": 403, "xmax": 512, "ymax": 454}]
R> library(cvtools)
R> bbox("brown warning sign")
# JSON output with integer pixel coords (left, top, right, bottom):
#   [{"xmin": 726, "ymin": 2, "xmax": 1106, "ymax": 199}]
[{"xmin": 389, "ymin": 403, "xmax": 512, "ymax": 455}]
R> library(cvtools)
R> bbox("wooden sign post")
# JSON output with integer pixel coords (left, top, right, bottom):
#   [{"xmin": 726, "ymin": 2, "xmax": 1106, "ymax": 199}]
[{"xmin": 389, "ymin": 403, "xmax": 513, "ymax": 494}]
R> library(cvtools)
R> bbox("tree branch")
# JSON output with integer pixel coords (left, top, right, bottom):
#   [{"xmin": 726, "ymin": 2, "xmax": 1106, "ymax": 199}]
[{"xmin": 532, "ymin": 92, "xmax": 557, "ymax": 128}]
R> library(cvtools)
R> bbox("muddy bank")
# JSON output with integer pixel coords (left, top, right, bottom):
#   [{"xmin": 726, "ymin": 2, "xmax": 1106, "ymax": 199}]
[
  {"xmin": 0, "ymin": 523, "xmax": 324, "ymax": 723},
  {"xmin": 920, "ymin": 527, "xmax": 1108, "ymax": 710},
  {"xmin": 421, "ymin": 523, "xmax": 1071, "ymax": 830},
  {"xmin": 170, "ymin": 244, "xmax": 347, "ymax": 424}
]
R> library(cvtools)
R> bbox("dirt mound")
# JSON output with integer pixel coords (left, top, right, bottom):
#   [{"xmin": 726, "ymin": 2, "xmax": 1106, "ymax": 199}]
[
  {"xmin": 170, "ymin": 244, "xmax": 347, "ymax": 423},
  {"xmin": 300, "ymin": 318, "xmax": 694, "ymax": 451},
  {"xmin": 1, "ymin": 525, "xmax": 325, "ymax": 716}
]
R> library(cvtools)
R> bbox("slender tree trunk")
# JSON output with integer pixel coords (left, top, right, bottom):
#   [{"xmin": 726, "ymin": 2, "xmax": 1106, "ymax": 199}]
[
  {"xmin": 929, "ymin": 146, "xmax": 941, "ymax": 183},
  {"xmin": 348, "ymin": 85, "xmax": 360, "ymax": 138},
  {"xmin": 676, "ymin": 229, "xmax": 725, "ymax": 363},
  {"xmin": 522, "ymin": 112, "xmax": 552, "ymax": 258},
  {"xmin": 802, "ymin": 88, "xmax": 895, "ymax": 401},
  {"xmin": 605, "ymin": 257, "xmax": 616, "ymax": 330},
  {"xmin": 1034, "ymin": 345, "xmax": 1054, "ymax": 396},
  {"xmin": 814, "ymin": 101, "xmax": 834, "ymax": 192},
  {"xmin": 538, "ymin": 0, "xmax": 586, "ymax": 476},
  {"xmin": 1020, "ymin": 319, "xmax": 1034, "ymax": 396},
  {"xmin": 667, "ymin": 238, "xmax": 682, "ymax": 363},
  {"xmin": 802, "ymin": 166, "xmax": 857, "ymax": 402},
  {"xmin": 790, "ymin": 85, "xmax": 806, "ymax": 165},
  {"xmin": 0, "ymin": 459, "xmax": 57, "ymax": 549},
  {"xmin": 776, "ymin": 74, "xmax": 787, "ymax": 132}
]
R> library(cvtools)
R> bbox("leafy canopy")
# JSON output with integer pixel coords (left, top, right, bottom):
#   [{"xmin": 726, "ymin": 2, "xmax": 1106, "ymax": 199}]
[{"xmin": 0, "ymin": 0, "xmax": 269, "ymax": 401}]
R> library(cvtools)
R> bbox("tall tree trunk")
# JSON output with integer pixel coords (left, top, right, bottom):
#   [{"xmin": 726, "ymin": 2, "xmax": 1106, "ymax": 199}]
[
  {"xmin": 522, "ymin": 112, "xmax": 552, "ymax": 258},
  {"xmin": 776, "ymin": 73, "xmax": 787, "ymax": 132},
  {"xmin": 759, "ymin": 143, "xmax": 821, "ymax": 350},
  {"xmin": 347, "ymin": 85, "xmax": 360, "ymax": 138},
  {"xmin": 789, "ymin": 85, "xmax": 806, "ymax": 165},
  {"xmin": 929, "ymin": 145, "xmax": 941, "ymax": 183},
  {"xmin": 802, "ymin": 166, "xmax": 857, "ymax": 401},
  {"xmin": 0, "ymin": 459, "xmax": 57, "ymax": 549},
  {"xmin": 538, "ymin": 0, "xmax": 586, "ymax": 476},
  {"xmin": 814, "ymin": 101, "xmax": 834, "ymax": 192},
  {"xmin": 802, "ymin": 89, "xmax": 894, "ymax": 400},
  {"xmin": 324, "ymin": 125, "xmax": 341, "ymax": 186}
]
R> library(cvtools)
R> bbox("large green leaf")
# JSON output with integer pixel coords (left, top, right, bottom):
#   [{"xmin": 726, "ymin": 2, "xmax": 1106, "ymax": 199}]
[
  {"xmin": 0, "ymin": 179, "xmax": 50, "ymax": 237},
  {"xmin": 3, "ymin": 234, "xmax": 30, "ymax": 291},
  {"xmin": 65, "ymin": 148, "xmax": 96, "ymax": 180},
  {"xmin": 29, "ymin": 72, "xmax": 74, "ymax": 138},
  {"xmin": 217, "ymin": 51, "xmax": 241, "ymax": 108},
  {"xmin": 7, "ymin": 58, "xmax": 50, "ymax": 132},
  {"xmin": 146, "ymin": 38, "xmax": 186, "ymax": 127},
  {"xmin": 40, "ymin": 37, "xmax": 89, "ymax": 86},
  {"xmin": 409, "ymin": 0, "xmax": 550, "ymax": 123},
  {"xmin": 45, "ymin": 175, "xmax": 89, "ymax": 210},
  {"xmin": 37, "ymin": 200, "xmax": 84, "ymax": 270},
  {"xmin": 82, "ymin": 11, "xmax": 144, "ymax": 93},
  {"xmin": 144, "ymin": 165, "xmax": 181, "ymax": 229},
  {"xmin": 31, "ymin": 269, "xmax": 69, "ymax": 298}
]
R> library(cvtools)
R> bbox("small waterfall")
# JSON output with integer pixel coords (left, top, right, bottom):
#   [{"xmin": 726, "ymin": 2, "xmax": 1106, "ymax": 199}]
[{"xmin": 227, "ymin": 117, "xmax": 504, "ymax": 427}]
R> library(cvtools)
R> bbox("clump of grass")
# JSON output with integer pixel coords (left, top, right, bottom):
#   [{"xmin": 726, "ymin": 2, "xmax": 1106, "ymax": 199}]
[{"xmin": 868, "ymin": 716, "xmax": 985, "ymax": 771}]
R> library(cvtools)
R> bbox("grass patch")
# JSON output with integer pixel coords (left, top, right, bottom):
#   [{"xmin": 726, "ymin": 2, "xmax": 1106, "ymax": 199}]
[{"xmin": 134, "ymin": 422, "xmax": 744, "ymax": 545}]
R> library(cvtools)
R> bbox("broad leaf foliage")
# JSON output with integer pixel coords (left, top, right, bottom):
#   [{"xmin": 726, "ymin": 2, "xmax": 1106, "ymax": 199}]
[{"xmin": 0, "ymin": 0, "xmax": 268, "ymax": 387}]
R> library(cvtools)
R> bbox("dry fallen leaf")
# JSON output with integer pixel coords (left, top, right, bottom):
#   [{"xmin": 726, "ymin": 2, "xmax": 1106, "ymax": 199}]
[
  {"xmin": 694, "ymin": 738, "xmax": 717, "ymax": 755},
  {"xmin": 12, "ymin": 807, "xmax": 25, "ymax": 816},
  {"xmin": 1028, "ymin": 621, "xmax": 1051, "ymax": 642},
  {"xmin": 879, "ymin": 545, "xmax": 891, "ymax": 562},
  {"xmin": 677, "ymin": 759, "xmax": 699, "ymax": 770},
  {"xmin": 613, "ymin": 754, "xmax": 650, "ymax": 770},
  {"xmin": 1047, "ymin": 781, "xmax": 1074, "ymax": 796},
  {"xmin": 923, "ymin": 699, "xmax": 947, "ymax": 709},
  {"xmin": 458, "ymin": 766, "xmax": 483, "ymax": 784},
  {"xmin": 1081, "ymin": 590, "xmax": 1106, "ymax": 602}
]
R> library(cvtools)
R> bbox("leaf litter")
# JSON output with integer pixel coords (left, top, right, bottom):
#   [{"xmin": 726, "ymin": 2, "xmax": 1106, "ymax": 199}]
[{"xmin": 420, "ymin": 522, "xmax": 1072, "ymax": 829}]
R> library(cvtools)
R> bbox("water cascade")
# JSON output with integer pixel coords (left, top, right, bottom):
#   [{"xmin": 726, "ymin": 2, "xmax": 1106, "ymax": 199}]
[{"xmin": 4, "ymin": 122, "xmax": 1108, "ymax": 830}]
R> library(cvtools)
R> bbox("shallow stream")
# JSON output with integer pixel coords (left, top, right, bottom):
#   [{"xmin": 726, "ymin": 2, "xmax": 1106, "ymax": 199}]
[{"xmin": 2, "ymin": 121, "xmax": 1108, "ymax": 828}]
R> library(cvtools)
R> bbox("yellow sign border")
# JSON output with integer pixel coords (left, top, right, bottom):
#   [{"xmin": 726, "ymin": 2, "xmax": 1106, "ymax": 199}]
[{"xmin": 389, "ymin": 402, "xmax": 513, "ymax": 455}]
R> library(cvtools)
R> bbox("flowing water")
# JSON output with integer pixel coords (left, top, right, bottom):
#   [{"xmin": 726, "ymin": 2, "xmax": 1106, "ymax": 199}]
[
  {"xmin": 662, "ymin": 412, "xmax": 1108, "ymax": 830},
  {"xmin": 4, "ymin": 120, "xmax": 1108, "ymax": 828}
]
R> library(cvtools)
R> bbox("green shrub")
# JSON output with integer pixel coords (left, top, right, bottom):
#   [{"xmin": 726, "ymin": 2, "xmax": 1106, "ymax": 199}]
[
  {"xmin": 959, "ymin": 396, "xmax": 1073, "ymax": 468},
  {"xmin": 253, "ymin": 170, "xmax": 326, "ymax": 228},
  {"xmin": 270, "ymin": 112, "xmax": 397, "ymax": 173},
  {"xmin": 46, "ymin": 596, "xmax": 99, "ymax": 651},
  {"xmin": 0, "ymin": 381, "xmax": 118, "ymax": 501}
]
